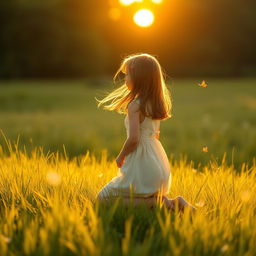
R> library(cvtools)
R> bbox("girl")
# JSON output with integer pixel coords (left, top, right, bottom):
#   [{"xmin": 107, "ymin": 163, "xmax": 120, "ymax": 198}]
[{"xmin": 95, "ymin": 53, "xmax": 196, "ymax": 213}]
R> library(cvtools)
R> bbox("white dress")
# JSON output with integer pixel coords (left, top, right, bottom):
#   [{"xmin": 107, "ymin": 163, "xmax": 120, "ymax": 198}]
[{"xmin": 97, "ymin": 98, "xmax": 172, "ymax": 199}]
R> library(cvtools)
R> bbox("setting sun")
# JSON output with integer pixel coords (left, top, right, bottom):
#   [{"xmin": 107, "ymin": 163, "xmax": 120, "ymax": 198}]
[
  {"xmin": 133, "ymin": 9, "xmax": 154, "ymax": 27},
  {"xmin": 119, "ymin": 0, "xmax": 143, "ymax": 6},
  {"xmin": 119, "ymin": 0, "xmax": 136, "ymax": 6},
  {"xmin": 151, "ymin": 0, "xmax": 163, "ymax": 3}
]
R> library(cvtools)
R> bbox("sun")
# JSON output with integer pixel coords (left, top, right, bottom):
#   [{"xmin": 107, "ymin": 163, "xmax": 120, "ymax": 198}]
[
  {"xmin": 119, "ymin": 0, "xmax": 138, "ymax": 6},
  {"xmin": 133, "ymin": 9, "xmax": 154, "ymax": 27},
  {"xmin": 151, "ymin": 0, "xmax": 162, "ymax": 3}
]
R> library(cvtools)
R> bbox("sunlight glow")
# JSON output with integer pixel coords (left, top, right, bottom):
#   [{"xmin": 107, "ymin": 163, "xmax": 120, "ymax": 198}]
[
  {"xmin": 108, "ymin": 8, "xmax": 121, "ymax": 21},
  {"xmin": 195, "ymin": 200, "xmax": 205, "ymax": 207},
  {"xmin": 46, "ymin": 171, "xmax": 61, "ymax": 186},
  {"xmin": 152, "ymin": 0, "xmax": 163, "ymax": 3},
  {"xmin": 133, "ymin": 9, "xmax": 154, "ymax": 27},
  {"xmin": 119, "ymin": 0, "xmax": 136, "ymax": 6}
]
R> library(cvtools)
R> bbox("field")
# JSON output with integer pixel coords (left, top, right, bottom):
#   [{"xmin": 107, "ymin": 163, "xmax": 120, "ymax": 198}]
[
  {"xmin": 0, "ymin": 138, "xmax": 255, "ymax": 255},
  {"xmin": 0, "ymin": 78, "xmax": 255, "ymax": 255},
  {"xmin": 0, "ymin": 78, "xmax": 255, "ymax": 169}
]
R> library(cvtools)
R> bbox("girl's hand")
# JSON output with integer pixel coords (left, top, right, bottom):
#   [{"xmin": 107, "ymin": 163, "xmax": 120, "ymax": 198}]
[{"xmin": 116, "ymin": 155, "xmax": 125, "ymax": 168}]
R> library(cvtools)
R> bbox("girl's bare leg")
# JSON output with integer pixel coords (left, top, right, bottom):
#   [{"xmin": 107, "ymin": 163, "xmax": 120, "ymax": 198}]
[
  {"xmin": 97, "ymin": 194, "xmax": 196, "ymax": 213},
  {"xmin": 116, "ymin": 195, "xmax": 186, "ymax": 212},
  {"xmin": 97, "ymin": 195, "xmax": 161, "ymax": 208},
  {"xmin": 98, "ymin": 196, "xmax": 162, "ymax": 208},
  {"xmin": 120, "ymin": 196, "xmax": 159, "ymax": 208}
]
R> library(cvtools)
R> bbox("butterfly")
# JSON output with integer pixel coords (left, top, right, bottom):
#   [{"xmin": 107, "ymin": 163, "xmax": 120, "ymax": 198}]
[
  {"xmin": 202, "ymin": 146, "xmax": 208, "ymax": 152},
  {"xmin": 198, "ymin": 80, "xmax": 208, "ymax": 88}
]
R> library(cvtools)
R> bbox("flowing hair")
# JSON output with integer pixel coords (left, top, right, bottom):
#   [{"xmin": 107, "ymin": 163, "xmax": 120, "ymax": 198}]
[{"xmin": 95, "ymin": 53, "xmax": 172, "ymax": 120}]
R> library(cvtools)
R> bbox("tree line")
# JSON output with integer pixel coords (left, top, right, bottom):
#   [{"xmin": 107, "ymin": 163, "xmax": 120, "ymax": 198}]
[{"xmin": 0, "ymin": 0, "xmax": 255, "ymax": 79}]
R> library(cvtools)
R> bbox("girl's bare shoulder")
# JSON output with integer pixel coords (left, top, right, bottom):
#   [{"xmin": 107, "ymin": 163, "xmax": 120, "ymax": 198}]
[
  {"xmin": 130, "ymin": 98, "xmax": 140, "ymax": 106},
  {"xmin": 128, "ymin": 100, "xmax": 139, "ymax": 110}
]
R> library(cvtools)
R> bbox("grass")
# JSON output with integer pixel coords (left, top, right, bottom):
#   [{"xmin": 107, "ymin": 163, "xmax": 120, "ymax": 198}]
[
  {"xmin": 0, "ymin": 138, "xmax": 255, "ymax": 255},
  {"xmin": 0, "ymin": 78, "xmax": 255, "ymax": 169},
  {"xmin": 0, "ymin": 77, "xmax": 255, "ymax": 254}
]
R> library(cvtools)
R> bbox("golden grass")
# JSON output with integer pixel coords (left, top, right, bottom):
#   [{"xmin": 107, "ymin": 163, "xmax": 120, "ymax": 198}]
[{"xmin": 0, "ymin": 133, "xmax": 255, "ymax": 255}]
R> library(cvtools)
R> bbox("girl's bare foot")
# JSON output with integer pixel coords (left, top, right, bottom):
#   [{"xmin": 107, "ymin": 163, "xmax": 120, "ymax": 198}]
[
  {"xmin": 163, "ymin": 196, "xmax": 197, "ymax": 213},
  {"xmin": 175, "ymin": 196, "xmax": 197, "ymax": 213},
  {"xmin": 162, "ymin": 196, "xmax": 175, "ymax": 211}
]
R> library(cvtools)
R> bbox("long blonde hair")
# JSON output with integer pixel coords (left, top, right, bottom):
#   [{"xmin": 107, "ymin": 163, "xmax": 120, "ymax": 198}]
[{"xmin": 95, "ymin": 53, "xmax": 172, "ymax": 120}]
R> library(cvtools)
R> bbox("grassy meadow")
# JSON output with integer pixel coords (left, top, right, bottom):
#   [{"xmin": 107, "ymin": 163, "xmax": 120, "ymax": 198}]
[
  {"xmin": 0, "ymin": 78, "xmax": 255, "ymax": 255},
  {"xmin": 0, "ymin": 138, "xmax": 255, "ymax": 255},
  {"xmin": 0, "ymin": 78, "xmax": 255, "ymax": 169}
]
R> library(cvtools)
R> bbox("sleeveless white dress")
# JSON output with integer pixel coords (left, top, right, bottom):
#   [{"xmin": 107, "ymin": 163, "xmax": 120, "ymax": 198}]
[{"xmin": 97, "ymin": 98, "xmax": 172, "ymax": 199}]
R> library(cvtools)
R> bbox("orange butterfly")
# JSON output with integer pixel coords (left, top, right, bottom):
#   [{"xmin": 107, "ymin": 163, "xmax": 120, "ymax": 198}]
[
  {"xmin": 202, "ymin": 146, "xmax": 208, "ymax": 152},
  {"xmin": 198, "ymin": 80, "xmax": 208, "ymax": 88}
]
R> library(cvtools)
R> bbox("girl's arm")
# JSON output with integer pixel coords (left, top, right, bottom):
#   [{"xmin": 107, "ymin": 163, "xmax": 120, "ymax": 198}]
[
  {"xmin": 117, "ymin": 137, "xmax": 138, "ymax": 159},
  {"xmin": 116, "ymin": 101, "xmax": 140, "ymax": 166}
]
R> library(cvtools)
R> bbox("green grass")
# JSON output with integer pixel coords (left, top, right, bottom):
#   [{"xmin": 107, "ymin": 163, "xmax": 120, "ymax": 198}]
[{"xmin": 0, "ymin": 78, "xmax": 255, "ymax": 170}]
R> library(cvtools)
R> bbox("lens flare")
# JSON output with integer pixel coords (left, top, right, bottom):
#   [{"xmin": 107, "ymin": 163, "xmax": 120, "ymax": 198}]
[
  {"xmin": 152, "ymin": 0, "xmax": 163, "ymax": 3},
  {"xmin": 46, "ymin": 171, "xmax": 61, "ymax": 186},
  {"xmin": 133, "ymin": 9, "xmax": 154, "ymax": 27}
]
